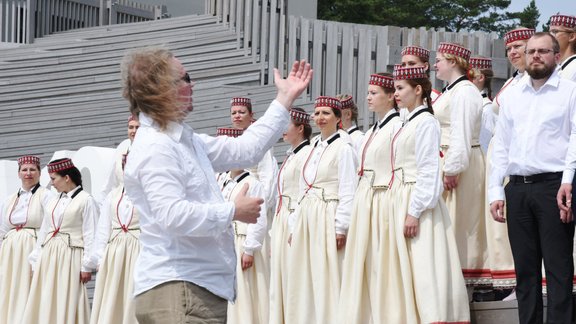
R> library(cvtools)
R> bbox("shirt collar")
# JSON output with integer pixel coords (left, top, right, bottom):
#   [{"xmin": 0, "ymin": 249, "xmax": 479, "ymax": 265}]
[
  {"xmin": 63, "ymin": 185, "xmax": 82, "ymax": 198},
  {"xmin": 406, "ymin": 105, "xmax": 429, "ymax": 120},
  {"xmin": 317, "ymin": 132, "xmax": 340, "ymax": 148},
  {"xmin": 287, "ymin": 139, "xmax": 310, "ymax": 155},
  {"xmin": 140, "ymin": 112, "xmax": 185, "ymax": 142},
  {"xmin": 521, "ymin": 68, "xmax": 561, "ymax": 92}
]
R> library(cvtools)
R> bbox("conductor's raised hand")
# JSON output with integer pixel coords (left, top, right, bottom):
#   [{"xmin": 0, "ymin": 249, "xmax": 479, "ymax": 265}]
[
  {"xmin": 274, "ymin": 60, "xmax": 313, "ymax": 109},
  {"xmin": 233, "ymin": 183, "xmax": 263, "ymax": 224}
]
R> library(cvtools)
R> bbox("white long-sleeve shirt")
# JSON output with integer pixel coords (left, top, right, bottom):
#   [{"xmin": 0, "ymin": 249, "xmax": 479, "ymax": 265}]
[
  {"xmin": 479, "ymin": 91, "xmax": 495, "ymax": 154},
  {"xmin": 221, "ymin": 172, "xmax": 267, "ymax": 256},
  {"xmin": 0, "ymin": 185, "xmax": 54, "ymax": 246},
  {"xmin": 489, "ymin": 70, "xmax": 576, "ymax": 203},
  {"xmin": 123, "ymin": 100, "xmax": 289, "ymax": 301},
  {"xmin": 29, "ymin": 186, "xmax": 98, "ymax": 272},
  {"xmin": 402, "ymin": 106, "xmax": 444, "ymax": 218}
]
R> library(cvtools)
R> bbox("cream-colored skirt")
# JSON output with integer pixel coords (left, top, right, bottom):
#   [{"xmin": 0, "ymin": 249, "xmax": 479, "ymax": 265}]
[
  {"xmin": 285, "ymin": 193, "xmax": 343, "ymax": 324},
  {"xmin": 90, "ymin": 231, "xmax": 140, "ymax": 324},
  {"xmin": 484, "ymin": 142, "xmax": 516, "ymax": 289},
  {"xmin": 338, "ymin": 176, "xmax": 392, "ymax": 324},
  {"xmin": 269, "ymin": 204, "xmax": 292, "ymax": 324},
  {"xmin": 0, "ymin": 229, "xmax": 36, "ymax": 324},
  {"xmin": 390, "ymin": 182, "xmax": 470, "ymax": 323},
  {"xmin": 443, "ymin": 146, "xmax": 489, "ymax": 286},
  {"xmin": 22, "ymin": 236, "xmax": 90, "ymax": 324},
  {"xmin": 227, "ymin": 234, "xmax": 270, "ymax": 324}
]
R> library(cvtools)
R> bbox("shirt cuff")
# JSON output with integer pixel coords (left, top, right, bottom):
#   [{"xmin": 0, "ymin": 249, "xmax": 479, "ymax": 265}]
[
  {"xmin": 562, "ymin": 169, "xmax": 575, "ymax": 184},
  {"xmin": 335, "ymin": 226, "xmax": 347, "ymax": 235},
  {"xmin": 243, "ymin": 248, "xmax": 254, "ymax": 256},
  {"xmin": 408, "ymin": 206, "xmax": 422, "ymax": 219},
  {"xmin": 488, "ymin": 186, "xmax": 505, "ymax": 204}
]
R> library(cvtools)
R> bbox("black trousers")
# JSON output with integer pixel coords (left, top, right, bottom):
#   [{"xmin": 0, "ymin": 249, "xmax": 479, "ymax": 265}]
[{"xmin": 506, "ymin": 178, "xmax": 575, "ymax": 324}]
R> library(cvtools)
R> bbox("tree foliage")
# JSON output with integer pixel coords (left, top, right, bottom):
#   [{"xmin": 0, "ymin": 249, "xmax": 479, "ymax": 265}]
[{"xmin": 318, "ymin": 0, "xmax": 541, "ymax": 34}]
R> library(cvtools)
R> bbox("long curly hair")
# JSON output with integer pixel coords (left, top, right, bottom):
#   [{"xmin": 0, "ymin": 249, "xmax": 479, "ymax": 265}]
[{"xmin": 121, "ymin": 47, "xmax": 182, "ymax": 130}]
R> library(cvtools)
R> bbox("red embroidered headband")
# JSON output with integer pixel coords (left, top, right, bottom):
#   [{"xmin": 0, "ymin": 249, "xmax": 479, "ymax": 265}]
[
  {"xmin": 314, "ymin": 96, "xmax": 342, "ymax": 110},
  {"xmin": 401, "ymin": 46, "xmax": 430, "ymax": 60},
  {"xmin": 217, "ymin": 127, "xmax": 244, "ymax": 138},
  {"xmin": 339, "ymin": 96, "xmax": 355, "ymax": 110},
  {"xmin": 290, "ymin": 109, "xmax": 310, "ymax": 124},
  {"xmin": 18, "ymin": 155, "xmax": 40, "ymax": 166},
  {"xmin": 369, "ymin": 74, "xmax": 394, "ymax": 89},
  {"xmin": 504, "ymin": 28, "xmax": 535, "ymax": 45},
  {"xmin": 230, "ymin": 97, "xmax": 252, "ymax": 109},
  {"xmin": 47, "ymin": 158, "xmax": 74, "ymax": 173},
  {"xmin": 469, "ymin": 57, "xmax": 492, "ymax": 70},
  {"xmin": 393, "ymin": 65, "xmax": 428, "ymax": 80},
  {"xmin": 550, "ymin": 14, "xmax": 576, "ymax": 29},
  {"xmin": 437, "ymin": 42, "xmax": 471, "ymax": 61}
]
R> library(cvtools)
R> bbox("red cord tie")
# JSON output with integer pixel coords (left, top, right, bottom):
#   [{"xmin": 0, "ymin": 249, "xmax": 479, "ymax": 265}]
[
  {"xmin": 439, "ymin": 151, "xmax": 444, "ymax": 158},
  {"xmin": 121, "ymin": 225, "xmax": 128, "ymax": 233},
  {"xmin": 52, "ymin": 228, "xmax": 59, "ymax": 237},
  {"xmin": 15, "ymin": 225, "xmax": 23, "ymax": 231}
]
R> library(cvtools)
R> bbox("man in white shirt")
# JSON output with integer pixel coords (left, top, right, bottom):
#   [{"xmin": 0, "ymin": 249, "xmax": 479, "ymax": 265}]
[
  {"xmin": 121, "ymin": 47, "xmax": 312, "ymax": 324},
  {"xmin": 489, "ymin": 33, "xmax": 576, "ymax": 324}
]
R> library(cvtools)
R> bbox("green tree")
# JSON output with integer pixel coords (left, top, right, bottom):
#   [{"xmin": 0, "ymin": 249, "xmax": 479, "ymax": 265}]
[
  {"xmin": 505, "ymin": 0, "xmax": 540, "ymax": 29},
  {"xmin": 318, "ymin": 0, "xmax": 524, "ymax": 33}
]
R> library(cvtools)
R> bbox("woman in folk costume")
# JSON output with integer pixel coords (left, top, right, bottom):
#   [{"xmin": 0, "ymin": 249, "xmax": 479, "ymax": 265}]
[
  {"xmin": 285, "ymin": 96, "xmax": 357, "ymax": 324},
  {"xmin": 23, "ymin": 158, "xmax": 98, "ymax": 324},
  {"xmin": 269, "ymin": 108, "xmax": 312, "ymax": 324},
  {"xmin": 389, "ymin": 65, "xmax": 470, "ymax": 323},
  {"xmin": 231, "ymin": 97, "xmax": 279, "ymax": 221},
  {"xmin": 401, "ymin": 45, "xmax": 441, "ymax": 102},
  {"xmin": 550, "ymin": 14, "xmax": 576, "ymax": 81},
  {"xmin": 216, "ymin": 127, "xmax": 270, "ymax": 324},
  {"xmin": 336, "ymin": 94, "xmax": 364, "ymax": 152},
  {"xmin": 98, "ymin": 114, "xmax": 140, "ymax": 203},
  {"xmin": 338, "ymin": 73, "xmax": 402, "ymax": 324},
  {"xmin": 484, "ymin": 28, "xmax": 535, "ymax": 300},
  {"xmin": 0, "ymin": 156, "xmax": 54, "ymax": 323},
  {"xmin": 432, "ymin": 42, "xmax": 487, "ymax": 293},
  {"xmin": 470, "ymin": 57, "xmax": 495, "ymax": 155},
  {"xmin": 89, "ymin": 154, "xmax": 140, "ymax": 324}
]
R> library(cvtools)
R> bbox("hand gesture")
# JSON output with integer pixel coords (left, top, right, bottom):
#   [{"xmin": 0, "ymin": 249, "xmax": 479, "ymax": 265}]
[
  {"xmin": 241, "ymin": 253, "xmax": 254, "ymax": 271},
  {"xmin": 233, "ymin": 184, "xmax": 263, "ymax": 224},
  {"xmin": 557, "ymin": 183, "xmax": 573, "ymax": 223},
  {"xmin": 80, "ymin": 271, "xmax": 92, "ymax": 283},
  {"xmin": 404, "ymin": 214, "xmax": 419, "ymax": 238},
  {"xmin": 274, "ymin": 60, "xmax": 313, "ymax": 109},
  {"xmin": 490, "ymin": 200, "xmax": 506, "ymax": 223},
  {"xmin": 336, "ymin": 234, "xmax": 346, "ymax": 250}
]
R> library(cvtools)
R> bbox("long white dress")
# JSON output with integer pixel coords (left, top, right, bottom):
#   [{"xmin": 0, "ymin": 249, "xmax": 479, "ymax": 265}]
[
  {"xmin": 22, "ymin": 187, "xmax": 98, "ymax": 324},
  {"xmin": 433, "ymin": 75, "xmax": 488, "ymax": 287},
  {"xmin": 269, "ymin": 140, "xmax": 311, "ymax": 324},
  {"xmin": 387, "ymin": 105, "xmax": 470, "ymax": 323},
  {"xmin": 338, "ymin": 110, "xmax": 401, "ymax": 324},
  {"xmin": 0, "ymin": 185, "xmax": 52, "ymax": 324},
  {"xmin": 285, "ymin": 132, "xmax": 357, "ymax": 324},
  {"xmin": 222, "ymin": 171, "xmax": 269, "ymax": 324},
  {"xmin": 90, "ymin": 186, "xmax": 140, "ymax": 324},
  {"xmin": 484, "ymin": 74, "xmax": 526, "ymax": 290}
]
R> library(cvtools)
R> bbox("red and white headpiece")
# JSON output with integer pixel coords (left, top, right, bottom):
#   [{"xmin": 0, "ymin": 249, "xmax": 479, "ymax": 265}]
[
  {"xmin": 393, "ymin": 65, "xmax": 428, "ymax": 80},
  {"xmin": 216, "ymin": 127, "xmax": 244, "ymax": 138},
  {"xmin": 230, "ymin": 97, "xmax": 252, "ymax": 109},
  {"xmin": 469, "ymin": 57, "xmax": 492, "ymax": 70},
  {"xmin": 401, "ymin": 46, "xmax": 430, "ymax": 60},
  {"xmin": 503, "ymin": 28, "xmax": 535, "ymax": 45},
  {"xmin": 437, "ymin": 42, "xmax": 471, "ymax": 61},
  {"xmin": 550, "ymin": 14, "xmax": 576, "ymax": 29},
  {"xmin": 314, "ymin": 96, "xmax": 342, "ymax": 110},
  {"xmin": 18, "ymin": 155, "xmax": 40, "ymax": 166},
  {"xmin": 290, "ymin": 109, "xmax": 310, "ymax": 124},
  {"xmin": 128, "ymin": 114, "xmax": 138, "ymax": 123},
  {"xmin": 47, "ymin": 158, "xmax": 74, "ymax": 173},
  {"xmin": 369, "ymin": 74, "xmax": 394, "ymax": 89},
  {"xmin": 339, "ymin": 96, "xmax": 355, "ymax": 110}
]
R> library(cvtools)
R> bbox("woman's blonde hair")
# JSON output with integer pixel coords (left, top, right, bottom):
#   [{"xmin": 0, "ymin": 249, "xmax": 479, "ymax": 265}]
[
  {"xmin": 121, "ymin": 47, "xmax": 182, "ymax": 130},
  {"xmin": 441, "ymin": 53, "xmax": 470, "ymax": 75}
]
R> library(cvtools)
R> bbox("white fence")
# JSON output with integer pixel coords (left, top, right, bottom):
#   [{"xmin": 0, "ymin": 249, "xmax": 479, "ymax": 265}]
[
  {"xmin": 0, "ymin": 0, "xmax": 163, "ymax": 43},
  {"xmin": 206, "ymin": 0, "xmax": 509, "ymax": 129}
]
